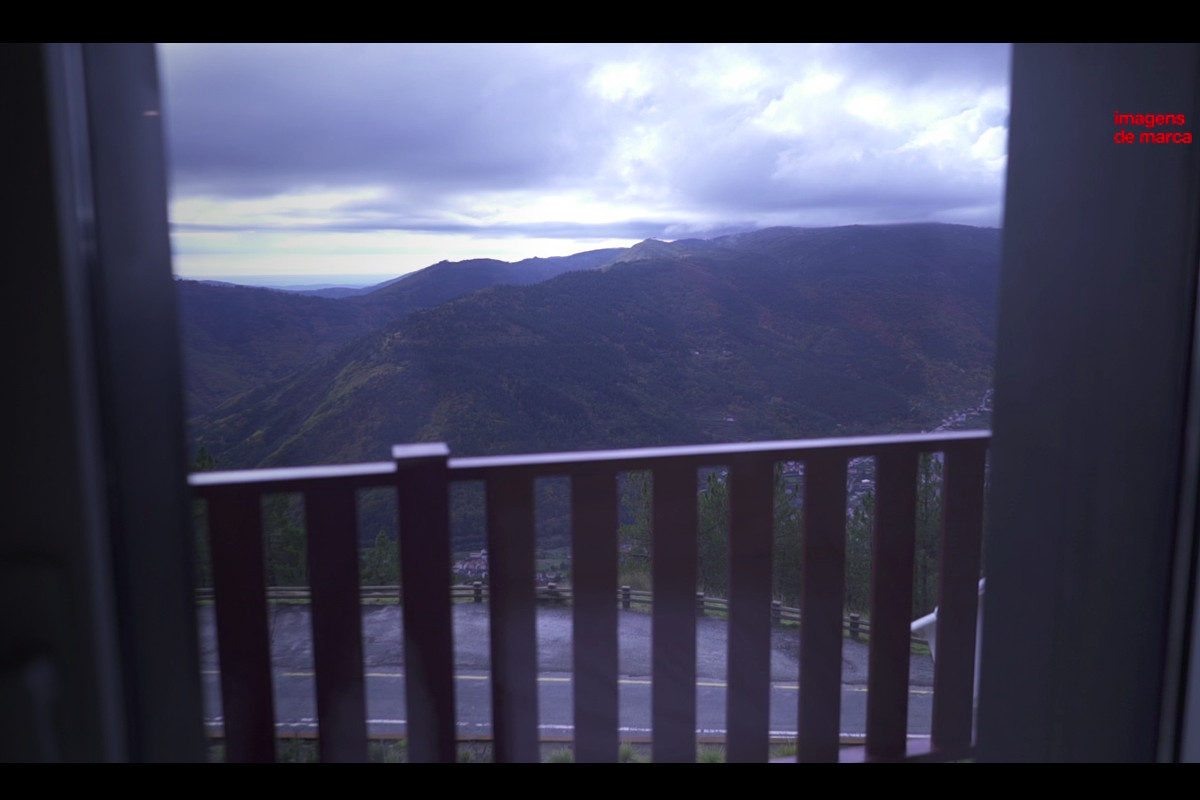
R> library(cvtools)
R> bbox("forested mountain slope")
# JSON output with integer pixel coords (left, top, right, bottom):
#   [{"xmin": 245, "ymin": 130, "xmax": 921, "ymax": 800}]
[{"xmin": 190, "ymin": 223, "xmax": 999, "ymax": 468}]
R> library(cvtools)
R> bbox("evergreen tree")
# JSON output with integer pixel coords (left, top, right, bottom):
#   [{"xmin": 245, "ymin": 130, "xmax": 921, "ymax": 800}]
[
  {"xmin": 360, "ymin": 530, "xmax": 400, "ymax": 587},
  {"xmin": 617, "ymin": 471, "xmax": 652, "ymax": 590},
  {"xmin": 263, "ymin": 496, "xmax": 307, "ymax": 586},
  {"xmin": 845, "ymin": 490, "xmax": 873, "ymax": 613},
  {"xmin": 697, "ymin": 471, "xmax": 729, "ymax": 599},
  {"xmin": 696, "ymin": 466, "xmax": 805, "ymax": 604},
  {"xmin": 193, "ymin": 444, "xmax": 218, "ymax": 472},
  {"xmin": 771, "ymin": 464, "xmax": 804, "ymax": 605},
  {"xmin": 842, "ymin": 454, "xmax": 944, "ymax": 617},
  {"xmin": 913, "ymin": 453, "xmax": 943, "ymax": 617}
]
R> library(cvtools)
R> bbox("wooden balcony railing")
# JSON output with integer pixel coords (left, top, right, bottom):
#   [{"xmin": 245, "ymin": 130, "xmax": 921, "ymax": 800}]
[{"xmin": 189, "ymin": 430, "xmax": 988, "ymax": 763}]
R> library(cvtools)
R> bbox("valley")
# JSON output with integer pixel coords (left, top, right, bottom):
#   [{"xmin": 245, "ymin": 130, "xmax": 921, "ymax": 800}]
[{"xmin": 182, "ymin": 223, "xmax": 999, "ymax": 471}]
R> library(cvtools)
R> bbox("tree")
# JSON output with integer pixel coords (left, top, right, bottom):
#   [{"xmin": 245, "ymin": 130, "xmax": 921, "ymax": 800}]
[
  {"xmin": 696, "ymin": 465, "xmax": 805, "ymax": 604},
  {"xmin": 845, "ymin": 489, "xmax": 873, "ymax": 613},
  {"xmin": 913, "ymin": 453, "xmax": 943, "ymax": 618},
  {"xmin": 191, "ymin": 448, "xmax": 309, "ymax": 591},
  {"xmin": 617, "ymin": 471, "xmax": 652, "ymax": 590},
  {"xmin": 614, "ymin": 464, "xmax": 812, "ymax": 607},
  {"xmin": 193, "ymin": 444, "xmax": 218, "ymax": 472},
  {"xmin": 697, "ymin": 470, "xmax": 730, "ymax": 599},
  {"xmin": 263, "ymin": 495, "xmax": 307, "ymax": 586},
  {"xmin": 771, "ymin": 464, "xmax": 804, "ymax": 605},
  {"xmin": 842, "ymin": 453, "xmax": 944, "ymax": 617},
  {"xmin": 360, "ymin": 530, "xmax": 400, "ymax": 587}
]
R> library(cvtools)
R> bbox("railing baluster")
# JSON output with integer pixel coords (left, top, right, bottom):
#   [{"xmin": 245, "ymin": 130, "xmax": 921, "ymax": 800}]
[
  {"xmin": 867, "ymin": 449, "xmax": 918, "ymax": 761},
  {"xmin": 931, "ymin": 443, "xmax": 986, "ymax": 756},
  {"xmin": 726, "ymin": 456, "xmax": 774, "ymax": 763},
  {"xmin": 798, "ymin": 454, "xmax": 848, "ymax": 762},
  {"xmin": 194, "ymin": 431, "xmax": 989, "ymax": 763},
  {"xmin": 395, "ymin": 444, "xmax": 457, "ymax": 763},
  {"xmin": 305, "ymin": 485, "xmax": 368, "ymax": 762},
  {"xmin": 652, "ymin": 464, "xmax": 698, "ymax": 763},
  {"xmin": 207, "ymin": 487, "xmax": 275, "ymax": 762},
  {"xmin": 485, "ymin": 469, "xmax": 540, "ymax": 763},
  {"xmin": 571, "ymin": 467, "xmax": 619, "ymax": 762}
]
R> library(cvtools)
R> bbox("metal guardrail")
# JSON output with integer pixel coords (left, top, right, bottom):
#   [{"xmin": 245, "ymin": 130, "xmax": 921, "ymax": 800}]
[{"xmin": 195, "ymin": 584, "xmax": 923, "ymax": 646}]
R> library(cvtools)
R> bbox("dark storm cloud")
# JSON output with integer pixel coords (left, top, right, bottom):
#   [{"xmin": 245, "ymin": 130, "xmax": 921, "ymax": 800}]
[
  {"xmin": 161, "ymin": 43, "xmax": 1011, "ymax": 262},
  {"xmin": 163, "ymin": 44, "xmax": 611, "ymax": 197}
]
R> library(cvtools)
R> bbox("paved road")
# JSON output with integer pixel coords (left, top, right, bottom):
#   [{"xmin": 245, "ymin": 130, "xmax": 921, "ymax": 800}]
[{"xmin": 198, "ymin": 604, "xmax": 935, "ymax": 738}]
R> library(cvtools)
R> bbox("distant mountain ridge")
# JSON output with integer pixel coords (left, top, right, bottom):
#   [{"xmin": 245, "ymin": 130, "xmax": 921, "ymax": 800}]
[
  {"xmin": 187, "ymin": 223, "xmax": 999, "ymax": 469},
  {"xmin": 178, "ymin": 247, "xmax": 624, "ymax": 416}
]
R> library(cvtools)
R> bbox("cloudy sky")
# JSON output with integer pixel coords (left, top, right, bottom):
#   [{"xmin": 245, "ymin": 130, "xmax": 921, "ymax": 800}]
[{"xmin": 159, "ymin": 43, "xmax": 1011, "ymax": 285}]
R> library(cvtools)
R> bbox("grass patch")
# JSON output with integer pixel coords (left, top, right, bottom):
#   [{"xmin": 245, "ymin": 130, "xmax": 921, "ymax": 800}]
[
  {"xmin": 619, "ymin": 742, "xmax": 646, "ymax": 763},
  {"xmin": 209, "ymin": 737, "xmax": 491, "ymax": 763},
  {"xmin": 212, "ymin": 737, "xmax": 821, "ymax": 763},
  {"xmin": 277, "ymin": 736, "xmax": 318, "ymax": 763},
  {"xmin": 770, "ymin": 740, "xmax": 798, "ymax": 759},
  {"xmin": 457, "ymin": 742, "xmax": 493, "ymax": 763},
  {"xmin": 368, "ymin": 740, "xmax": 406, "ymax": 763}
]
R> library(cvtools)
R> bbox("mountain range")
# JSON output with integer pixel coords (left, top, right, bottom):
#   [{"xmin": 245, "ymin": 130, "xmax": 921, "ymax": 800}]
[{"xmin": 181, "ymin": 223, "xmax": 999, "ymax": 469}]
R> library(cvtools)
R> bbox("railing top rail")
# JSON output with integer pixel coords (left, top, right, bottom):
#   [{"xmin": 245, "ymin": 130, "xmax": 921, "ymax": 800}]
[
  {"xmin": 448, "ymin": 429, "xmax": 990, "ymax": 477},
  {"xmin": 188, "ymin": 430, "xmax": 991, "ymax": 492},
  {"xmin": 188, "ymin": 460, "xmax": 395, "ymax": 494}
]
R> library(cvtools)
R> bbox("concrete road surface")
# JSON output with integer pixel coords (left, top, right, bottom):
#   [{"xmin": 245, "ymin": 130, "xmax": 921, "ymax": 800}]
[{"xmin": 198, "ymin": 603, "xmax": 936, "ymax": 739}]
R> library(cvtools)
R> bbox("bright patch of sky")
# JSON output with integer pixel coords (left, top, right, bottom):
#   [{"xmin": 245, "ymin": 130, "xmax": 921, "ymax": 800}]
[{"xmin": 160, "ymin": 43, "xmax": 1010, "ymax": 286}]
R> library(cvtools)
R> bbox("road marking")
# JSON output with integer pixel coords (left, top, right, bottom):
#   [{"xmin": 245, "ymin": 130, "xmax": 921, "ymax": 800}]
[
  {"xmin": 204, "ymin": 717, "xmax": 932, "ymax": 741},
  {"xmin": 269, "ymin": 671, "xmax": 931, "ymax": 693}
]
